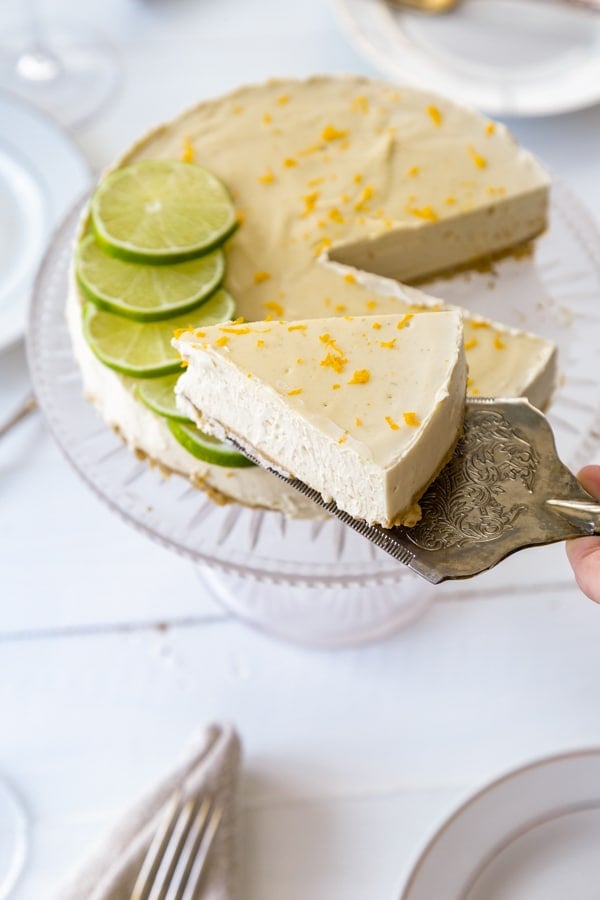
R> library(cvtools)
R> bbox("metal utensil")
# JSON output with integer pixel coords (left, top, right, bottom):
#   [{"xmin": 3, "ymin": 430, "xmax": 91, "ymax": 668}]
[
  {"xmin": 130, "ymin": 792, "xmax": 223, "ymax": 900},
  {"xmin": 387, "ymin": 0, "xmax": 600, "ymax": 13},
  {"xmin": 232, "ymin": 397, "xmax": 600, "ymax": 584}
]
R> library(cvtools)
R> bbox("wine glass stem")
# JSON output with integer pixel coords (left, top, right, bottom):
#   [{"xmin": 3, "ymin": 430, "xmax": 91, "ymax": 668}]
[{"xmin": 17, "ymin": 0, "xmax": 63, "ymax": 83}]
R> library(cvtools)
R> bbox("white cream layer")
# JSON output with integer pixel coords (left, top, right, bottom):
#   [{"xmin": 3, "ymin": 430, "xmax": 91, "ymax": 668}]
[{"xmin": 174, "ymin": 312, "xmax": 467, "ymax": 527}]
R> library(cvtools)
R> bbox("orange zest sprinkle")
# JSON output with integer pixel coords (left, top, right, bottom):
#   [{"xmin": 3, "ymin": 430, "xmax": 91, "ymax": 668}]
[
  {"xmin": 277, "ymin": 94, "xmax": 290, "ymax": 105},
  {"xmin": 385, "ymin": 416, "xmax": 400, "ymax": 431},
  {"xmin": 485, "ymin": 122, "xmax": 496, "ymax": 136},
  {"xmin": 172, "ymin": 327, "xmax": 187, "ymax": 339},
  {"xmin": 353, "ymin": 173, "xmax": 363, "ymax": 184},
  {"xmin": 321, "ymin": 124, "xmax": 348, "ymax": 142},
  {"xmin": 380, "ymin": 339, "xmax": 396, "ymax": 349},
  {"xmin": 287, "ymin": 388, "xmax": 303, "ymax": 396},
  {"xmin": 348, "ymin": 369, "xmax": 370, "ymax": 384},
  {"xmin": 307, "ymin": 176, "xmax": 325, "ymax": 187},
  {"xmin": 288, "ymin": 323, "xmax": 307, "ymax": 332},
  {"xmin": 334, "ymin": 304, "xmax": 346, "ymax": 313},
  {"xmin": 494, "ymin": 334, "xmax": 506, "ymax": 350},
  {"xmin": 215, "ymin": 336, "xmax": 229, "ymax": 347},
  {"xmin": 194, "ymin": 330, "xmax": 206, "ymax": 338},
  {"xmin": 344, "ymin": 273, "xmax": 356, "ymax": 284},
  {"xmin": 253, "ymin": 271, "xmax": 271, "ymax": 284},
  {"xmin": 301, "ymin": 191, "xmax": 319, "ymax": 216},
  {"xmin": 232, "ymin": 104, "xmax": 244, "ymax": 115},
  {"xmin": 406, "ymin": 205, "xmax": 438, "ymax": 221},
  {"xmin": 406, "ymin": 166, "xmax": 420, "ymax": 177},
  {"xmin": 397, "ymin": 313, "xmax": 413, "ymax": 330},
  {"xmin": 296, "ymin": 357, "xmax": 303, "ymax": 364},
  {"xmin": 256, "ymin": 339, "xmax": 265, "ymax": 348},
  {"xmin": 181, "ymin": 136, "xmax": 195, "ymax": 163},
  {"xmin": 180, "ymin": 359, "xmax": 189, "ymax": 368},
  {"xmin": 320, "ymin": 352, "xmax": 348, "ymax": 373},
  {"xmin": 337, "ymin": 433, "xmax": 347, "ymax": 443},
  {"xmin": 264, "ymin": 300, "xmax": 284, "ymax": 317},
  {"xmin": 328, "ymin": 207, "xmax": 345, "ymax": 224},
  {"xmin": 355, "ymin": 417, "xmax": 363, "ymax": 427},
  {"xmin": 262, "ymin": 112, "xmax": 272, "ymax": 124},
  {"xmin": 354, "ymin": 184, "xmax": 374, "ymax": 211},
  {"xmin": 283, "ymin": 157, "xmax": 298, "ymax": 168},
  {"xmin": 351, "ymin": 95, "xmax": 369, "ymax": 114},
  {"xmin": 371, "ymin": 322, "xmax": 382, "ymax": 330},
  {"xmin": 464, "ymin": 338, "xmax": 478, "ymax": 350},
  {"xmin": 444, "ymin": 196, "xmax": 456, "ymax": 206},
  {"xmin": 366, "ymin": 299, "xmax": 377, "ymax": 310},
  {"xmin": 236, "ymin": 210, "xmax": 245, "ymax": 226},
  {"xmin": 259, "ymin": 168, "xmax": 275, "ymax": 184},
  {"xmin": 219, "ymin": 325, "xmax": 251, "ymax": 335},
  {"xmin": 313, "ymin": 236, "xmax": 332, "ymax": 256},
  {"xmin": 298, "ymin": 142, "xmax": 323, "ymax": 156},
  {"xmin": 427, "ymin": 105, "xmax": 443, "ymax": 126},
  {"xmin": 332, "ymin": 383, "xmax": 341, "ymax": 390},
  {"xmin": 403, "ymin": 412, "xmax": 420, "ymax": 427},
  {"xmin": 468, "ymin": 145, "xmax": 487, "ymax": 169},
  {"xmin": 319, "ymin": 333, "xmax": 331, "ymax": 343},
  {"xmin": 471, "ymin": 320, "xmax": 491, "ymax": 329}
]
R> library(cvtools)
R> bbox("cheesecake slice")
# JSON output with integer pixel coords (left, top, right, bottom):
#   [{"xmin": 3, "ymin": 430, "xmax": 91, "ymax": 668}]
[{"xmin": 174, "ymin": 311, "xmax": 467, "ymax": 527}]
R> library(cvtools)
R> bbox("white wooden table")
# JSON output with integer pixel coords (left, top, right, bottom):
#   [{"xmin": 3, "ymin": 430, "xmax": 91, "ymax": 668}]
[{"xmin": 1, "ymin": 1, "xmax": 599, "ymax": 896}]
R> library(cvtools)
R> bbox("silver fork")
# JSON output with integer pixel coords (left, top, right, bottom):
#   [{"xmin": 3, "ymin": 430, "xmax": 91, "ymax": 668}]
[{"xmin": 131, "ymin": 793, "xmax": 223, "ymax": 900}]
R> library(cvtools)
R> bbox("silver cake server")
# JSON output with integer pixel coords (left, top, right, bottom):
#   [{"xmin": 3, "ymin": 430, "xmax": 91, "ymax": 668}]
[{"xmin": 231, "ymin": 397, "xmax": 600, "ymax": 583}]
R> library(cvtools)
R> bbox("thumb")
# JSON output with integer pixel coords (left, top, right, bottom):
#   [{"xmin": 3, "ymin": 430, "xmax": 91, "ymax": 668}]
[{"xmin": 566, "ymin": 465, "xmax": 600, "ymax": 603}]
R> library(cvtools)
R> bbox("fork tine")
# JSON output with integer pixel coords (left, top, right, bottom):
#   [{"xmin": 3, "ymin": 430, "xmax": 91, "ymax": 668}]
[
  {"xmin": 147, "ymin": 799, "xmax": 196, "ymax": 900},
  {"xmin": 179, "ymin": 803, "xmax": 224, "ymax": 900},
  {"xmin": 164, "ymin": 797, "xmax": 211, "ymax": 900},
  {"xmin": 131, "ymin": 792, "xmax": 182, "ymax": 900}
]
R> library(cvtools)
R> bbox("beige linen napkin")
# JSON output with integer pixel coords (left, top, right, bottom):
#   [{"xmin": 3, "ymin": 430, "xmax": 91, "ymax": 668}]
[{"xmin": 54, "ymin": 723, "xmax": 241, "ymax": 900}]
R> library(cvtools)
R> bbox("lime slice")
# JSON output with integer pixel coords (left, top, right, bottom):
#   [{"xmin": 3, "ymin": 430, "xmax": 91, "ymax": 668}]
[
  {"xmin": 82, "ymin": 288, "xmax": 236, "ymax": 378},
  {"xmin": 136, "ymin": 373, "xmax": 191, "ymax": 422},
  {"xmin": 167, "ymin": 420, "xmax": 255, "ymax": 468},
  {"xmin": 90, "ymin": 160, "xmax": 237, "ymax": 264},
  {"xmin": 75, "ymin": 235, "xmax": 225, "ymax": 322}
]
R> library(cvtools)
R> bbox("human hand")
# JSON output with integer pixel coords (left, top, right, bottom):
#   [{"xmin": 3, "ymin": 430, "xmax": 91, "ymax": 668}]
[{"xmin": 566, "ymin": 465, "xmax": 600, "ymax": 602}]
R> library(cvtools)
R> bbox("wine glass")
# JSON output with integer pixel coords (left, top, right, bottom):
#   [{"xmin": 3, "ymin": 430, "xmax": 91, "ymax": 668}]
[
  {"xmin": 0, "ymin": 777, "xmax": 27, "ymax": 898},
  {"xmin": 0, "ymin": 0, "xmax": 121, "ymax": 129}
]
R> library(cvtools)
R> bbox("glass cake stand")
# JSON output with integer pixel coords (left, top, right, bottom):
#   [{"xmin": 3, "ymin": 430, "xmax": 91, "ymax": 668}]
[{"xmin": 27, "ymin": 180, "xmax": 600, "ymax": 646}]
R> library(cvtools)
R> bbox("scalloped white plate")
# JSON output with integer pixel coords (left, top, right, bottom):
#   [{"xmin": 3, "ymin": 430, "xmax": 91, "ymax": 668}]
[
  {"xmin": 402, "ymin": 749, "xmax": 600, "ymax": 899},
  {"xmin": 332, "ymin": 0, "xmax": 600, "ymax": 117},
  {"xmin": 0, "ymin": 91, "xmax": 90, "ymax": 351}
]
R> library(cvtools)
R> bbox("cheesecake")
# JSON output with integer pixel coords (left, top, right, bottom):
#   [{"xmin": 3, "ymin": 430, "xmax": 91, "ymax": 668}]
[
  {"xmin": 174, "ymin": 311, "xmax": 467, "ymax": 527},
  {"xmin": 67, "ymin": 75, "xmax": 557, "ymax": 518}
]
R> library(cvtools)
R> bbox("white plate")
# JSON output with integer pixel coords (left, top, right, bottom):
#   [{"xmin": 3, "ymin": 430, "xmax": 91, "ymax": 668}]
[
  {"xmin": 401, "ymin": 749, "xmax": 600, "ymax": 899},
  {"xmin": 0, "ymin": 91, "xmax": 90, "ymax": 352},
  {"xmin": 331, "ymin": 0, "xmax": 600, "ymax": 116}
]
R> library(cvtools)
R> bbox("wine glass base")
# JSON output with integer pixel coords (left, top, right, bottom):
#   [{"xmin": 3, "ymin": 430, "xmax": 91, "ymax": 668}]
[
  {"xmin": 0, "ymin": 778, "xmax": 27, "ymax": 899},
  {"xmin": 196, "ymin": 565, "xmax": 435, "ymax": 648},
  {"xmin": 0, "ymin": 22, "xmax": 121, "ymax": 129}
]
